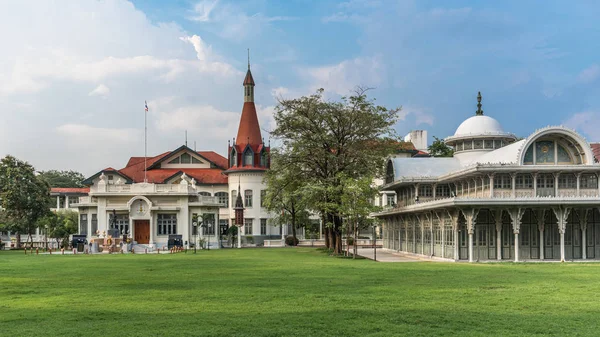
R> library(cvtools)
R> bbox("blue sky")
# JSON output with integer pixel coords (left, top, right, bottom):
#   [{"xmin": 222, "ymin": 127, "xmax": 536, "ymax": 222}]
[{"xmin": 1, "ymin": 0, "xmax": 600, "ymax": 174}]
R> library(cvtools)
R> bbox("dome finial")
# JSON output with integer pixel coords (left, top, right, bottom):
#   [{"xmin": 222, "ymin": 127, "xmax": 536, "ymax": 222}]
[{"xmin": 476, "ymin": 91, "xmax": 483, "ymax": 116}]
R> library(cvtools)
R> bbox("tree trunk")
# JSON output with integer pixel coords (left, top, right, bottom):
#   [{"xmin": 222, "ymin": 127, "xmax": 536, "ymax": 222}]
[
  {"xmin": 353, "ymin": 219, "xmax": 358, "ymax": 259},
  {"xmin": 324, "ymin": 227, "xmax": 330, "ymax": 249},
  {"xmin": 332, "ymin": 215, "xmax": 343, "ymax": 255},
  {"xmin": 291, "ymin": 218, "xmax": 297, "ymax": 246}
]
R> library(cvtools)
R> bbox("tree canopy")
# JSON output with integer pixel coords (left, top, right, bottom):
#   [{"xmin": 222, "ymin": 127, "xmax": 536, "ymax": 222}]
[
  {"xmin": 0, "ymin": 155, "xmax": 52, "ymax": 247},
  {"xmin": 428, "ymin": 136, "xmax": 454, "ymax": 157},
  {"xmin": 38, "ymin": 170, "xmax": 86, "ymax": 188},
  {"xmin": 269, "ymin": 88, "xmax": 401, "ymax": 254}
]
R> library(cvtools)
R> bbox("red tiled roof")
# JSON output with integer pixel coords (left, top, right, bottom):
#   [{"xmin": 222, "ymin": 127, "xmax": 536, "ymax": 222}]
[
  {"xmin": 50, "ymin": 187, "xmax": 90, "ymax": 194},
  {"xmin": 197, "ymin": 151, "xmax": 228, "ymax": 169},
  {"xmin": 243, "ymin": 69, "xmax": 255, "ymax": 86},
  {"xmin": 236, "ymin": 102, "xmax": 262, "ymax": 146},
  {"xmin": 591, "ymin": 143, "xmax": 600, "ymax": 163}
]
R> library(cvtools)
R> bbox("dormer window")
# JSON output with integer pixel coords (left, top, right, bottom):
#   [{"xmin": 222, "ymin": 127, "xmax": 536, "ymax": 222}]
[
  {"xmin": 243, "ymin": 148, "xmax": 253, "ymax": 166},
  {"xmin": 230, "ymin": 148, "xmax": 237, "ymax": 167},
  {"xmin": 260, "ymin": 150, "xmax": 268, "ymax": 167}
]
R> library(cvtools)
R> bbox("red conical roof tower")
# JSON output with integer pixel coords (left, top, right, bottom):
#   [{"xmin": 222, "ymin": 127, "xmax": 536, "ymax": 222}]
[{"xmin": 225, "ymin": 51, "xmax": 270, "ymax": 174}]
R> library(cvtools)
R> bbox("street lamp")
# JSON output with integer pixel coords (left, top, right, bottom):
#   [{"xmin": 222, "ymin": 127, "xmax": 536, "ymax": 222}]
[
  {"xmin": 192, "ymin": 219, "xmax": 198, "ymax": 254},
  {"xmin": 373, "ymin": 225, "xmax": 377, "ymax": 262},
  {"xmin": 44, "ymin": 225, "xmax": 48, "ymax": 251},
  {"xmin": 207, "ymin": 221, "xmax": 212, "ymax": 251}
]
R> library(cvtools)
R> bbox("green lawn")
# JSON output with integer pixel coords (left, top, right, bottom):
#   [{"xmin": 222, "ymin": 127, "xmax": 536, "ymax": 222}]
[{"xmin": 1, "ymin": 249, "xmax": 600, "ymax": 336}]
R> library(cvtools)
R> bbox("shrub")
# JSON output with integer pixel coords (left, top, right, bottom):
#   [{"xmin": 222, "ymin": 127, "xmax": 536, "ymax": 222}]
[
  {"xmin": 285, "ymin": 235, "xmax": 299, "ymax": 246},
  {"xmin": 346, "ymin": 237, "xmax": 354, "ymax": 246}
]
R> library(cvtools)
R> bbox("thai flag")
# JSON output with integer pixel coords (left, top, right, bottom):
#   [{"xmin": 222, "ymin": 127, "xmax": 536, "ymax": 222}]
[{"xmin": 144, "ymin": 101, "xmax": 148, "ymax": 112}]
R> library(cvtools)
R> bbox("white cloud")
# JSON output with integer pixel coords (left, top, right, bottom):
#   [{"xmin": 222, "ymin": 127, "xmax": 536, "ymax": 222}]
[
  {"xmin": 188, "ymin": 1, "xmax": 296, "ymax": 41},
  {"xmin": 88, "ymin": 84, "xmax": 110, "ymax": 97},
  {"xmin": 0, "ymin": 0, "xmax": 245, "ymax": 175},
  {"xmin": 190, "ymin": 0, "xmax": 220, "ymax": 22},
  {"xmin": 398, "ymin": 106, "xmax": 435, "ymax": 126},
  {"xmin": 578, "ymin": 64, "xmax": 600, "ymax": 83},
  {"xmin": 564, "ymin": 111, "xmax": 600, "ymax": 142},
  {"xmin": 304, "ymin": 56, "xmax": 385, "ymax": 96}
]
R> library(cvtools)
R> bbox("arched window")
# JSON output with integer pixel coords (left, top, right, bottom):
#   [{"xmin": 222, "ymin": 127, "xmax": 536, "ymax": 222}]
[
  {"xmin": 198, "ymin": 191, "xmax": 211, "ymax": 197},
  {"xmin": 243, "ymin": 148, "xmax": 254, "ymax": 166},
  {"xmin": 385, "ymin": 160, "xmax": 394, "ymax": 184}
]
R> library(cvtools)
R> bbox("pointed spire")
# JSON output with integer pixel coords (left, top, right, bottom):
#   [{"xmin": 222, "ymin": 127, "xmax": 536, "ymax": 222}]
[
  {"xmin": 476, "ymin": 91, "xmax": 484, "ymax": 116},
  {"xmin": 248, "ymin": 48, "xmax": 250, "ymax": 70}
]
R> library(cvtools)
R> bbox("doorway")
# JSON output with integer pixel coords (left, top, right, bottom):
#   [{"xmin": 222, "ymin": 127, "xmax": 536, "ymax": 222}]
[{"xmin": 134, "ymin": 220, "xmax": 150, "ymax": 244}]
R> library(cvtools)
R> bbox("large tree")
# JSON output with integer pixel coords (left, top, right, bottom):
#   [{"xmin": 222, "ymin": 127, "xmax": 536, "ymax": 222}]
[
  {"xmin": 263, "ymin": 155, "xmax": 311, "ymax": 245},
  {"xmin": 37, "ymin": 210, "xmax": 78, "ymax": 248},
  {"xmin": 428, "ymin": 136, "xmax": 454, "ymax": 157},
  {"xmin": 270, "ymin": 88, "xmax": 400, "ymax": 254},
  {"xmin": 0, "ymin": 156, "xmax": 52, "ymax": 247},
  {"xmin": 38, "ymin": 170, "xmax": 86, "ymax": 188}
]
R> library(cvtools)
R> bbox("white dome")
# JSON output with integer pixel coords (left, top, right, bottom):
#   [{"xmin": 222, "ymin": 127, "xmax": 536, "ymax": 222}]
[{"xmin": 454, "ymin": 115, "xmax": 504, "ymax": 137}]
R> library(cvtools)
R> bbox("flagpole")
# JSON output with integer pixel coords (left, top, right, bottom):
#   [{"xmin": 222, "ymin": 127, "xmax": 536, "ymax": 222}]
[{"xmin": 144, "ymin": 100, "xmax": 148, "ymax": 183}]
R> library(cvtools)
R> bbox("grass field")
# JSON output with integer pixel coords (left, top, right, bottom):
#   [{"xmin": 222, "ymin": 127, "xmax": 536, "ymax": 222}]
[{"xmin": 2, "ymin": 248, "xmax": 600, "ymax": 336}]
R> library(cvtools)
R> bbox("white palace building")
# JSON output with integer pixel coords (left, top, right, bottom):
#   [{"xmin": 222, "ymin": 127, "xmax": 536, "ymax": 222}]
[
  {"xmin": 376, "ymin": 93, "xmax": 600, "ymax": 262},
  {"xmin": 70, "ymin": 62, "xmax": 301, "ymax": 250}
]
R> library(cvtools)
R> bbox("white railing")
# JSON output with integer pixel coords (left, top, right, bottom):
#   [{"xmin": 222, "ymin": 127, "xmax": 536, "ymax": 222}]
[
  {"xmin": 493, "ymin": 190, "xmax": 512, "ymax": 198},
  {"xmin": 515, "ymin": 190, "xmax": 534, "ymax": 198},
  {"xmin": 264, "ymin": 240, "xmax": 285, "ymax": 247},
  {"xmin": 93, "ymin": 183, "xmax": 196, "ymax": 194},
  {"xmin": 78, "ymin": 196, "xmax": 92, "ymax": 204},
  {"xmin": 558, "ymin": 189, "xmax": 577, "ymax": 198},
  {"xmin": 580, "ymin": 189, "xmax": 599, "ymax": 197}
]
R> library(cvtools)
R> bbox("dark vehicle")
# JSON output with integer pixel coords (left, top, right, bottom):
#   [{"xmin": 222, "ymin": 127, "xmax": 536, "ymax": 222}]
[
  {"xmin": 71, "ymin": 235, "xmax": 87, "ymax": 252},
  {"xmin": 168, "ymin": 235, "xmax": 183, "ymax": 249}
]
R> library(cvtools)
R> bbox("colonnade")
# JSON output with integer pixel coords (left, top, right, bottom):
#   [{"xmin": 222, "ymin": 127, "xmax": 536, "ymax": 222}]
[{"xmin": 382, "ymin": 207, "xmax": 599, "ymax": 262}]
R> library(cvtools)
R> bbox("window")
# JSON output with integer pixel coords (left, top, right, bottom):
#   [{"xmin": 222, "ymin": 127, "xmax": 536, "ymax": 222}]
[
  {"xmin": 198, "ymin": 191, "xmax": 211, "ymax": 197},
  {"xmin": 231, "ymin": 190, "xmax": 237, "ymax": 207},
  {"xmin": 260, "ymin": 190, "xmax": 266, "ymax": 207},
  {"xmin": 219, "ymin": 219, "xmax": 229, "ymax": 236},
  {"xmin": 464, "ymin": 141, "xmax": 473, "ymax": 150},
  {"xmin": 91, "ymin": 214, "xmax": 98, "ymax": 234},
  {"xmin": 484, "ymin": 140, "xmax": 493, "ymax": 149},
  {"xmin": 516, "ymin": 174, "xmax": 533, "ymax": 189},
  {"xmin": 109, "ymin": 213, "xmax": 129, "ymax": 235},
  {"xmin": 80, "ymin": 214, "xmax": 88, "ymax": 235},
  {"xmin": 474, "ymin": 140, "xmax": 483, "ymax": 149},
  {"xmin": 581, "ymin": 174, "xmax": 598, "ymax": 189},
  {"xmin": 201, "ymin": 214, "xmax": 216, "ymax": 235},
  {"xmin": 243, "ymin": 148, "xmax": 253, "ymax": 166},
  {"xmin": 436, "ymin": 185, "xmax": 450, "ymax": 197},
  {"xmin": 108, "ymin": 175, "xmax": 114, "ymax": 181},
  {"xmin": 558, "ymin": 173, "xmax": 576, "ymax": 189},
  {"xmin": 260, "ymin": 219, "xmax": 267, "ymax": 235},
  {"xmin": 419, "ymin": 185, "xmax": 432, "ymax": 197},
  {"xmin": 244, "ymin": 190, "xmax": 253, "ymax": 207},
  {"xmin": 386, "ymin": 194, "xmax": 395, "ymax": 206},
  {"xmin": 260, "ymin": 150, "xmax": 268, "ymax": 167},
  {"xmin": 216, "ymin": 192, "xmax": 229, "ymax": 207},
  {"xmin": 493, "ymin": 174, "xmax": 511, "ymax": 189},
  {"xmin": 180, "ymin": 153, "xmax": 191, "ymax": 164},
  {"xmin": 244, "ymin": 218, "xmax": 253, "ymax": 235},
  {"xmin": 192, "ymin": 156, "xmax": 202, "ymax": 164},
  {"xmin": 230, "ymin": 148, "xmax": 237, "ymax": 167},
  {"xmin": 157, "ymin": 214, "xmax": 177, "ymax": 235}
]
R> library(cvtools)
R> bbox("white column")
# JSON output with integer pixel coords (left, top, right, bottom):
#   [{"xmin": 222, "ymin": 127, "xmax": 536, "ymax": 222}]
[
  {"xmin": 580, "ymin": 209, "xmax": 588, "ymax": 260},
  {"xmin": 508, "ymin": 208, "xmax": 524, "ymax": 262},
  {"xmin": 511, "ymin": 174, "xmax": 516, "ymax": 198},
  {"xmin": 319, "ymin": 220, "xmax": 323, "ymax": 240},
  {"xmin": 489, "ymin": 174, "xmax": 495, "ymax": 198},
  {"xmin": 56, "ymin": 196, "xmax": 60, "ymax": 209},
  {"xmin": 576, "ymin": 173, "xmax": 581, "ymax": 197},
  {"xmin": 538, "ymin": 209, "xmax": 545, "ymax": 261},
  {"xmin": 533, "ymin": 173, "xmax": 538, "ymax": 197},
  {"xmin": 495, "ymin": 210, "xmax": 502, "ymax": 261},
  {"xmin": 514, "ymin": 233, "xmax": 519, "ymax": 262},
  {"xmin": 468, "ymin": 231, "xmax": 474, "ymax": 262},
  {"xmin": 453, "ymin": 224, "xmax": 459, "ymax": 261},
  {"xmin": 560, "ymin": 230, "xmax": 565, "ymax": 262},
  {"xmin": 440, "ymin": 215, "xmax": 445, "ymax": 258},
  {"xmin": 65, "ymin": 195, "xmax": 69, "ymax": 209},
  {"xmin": 238, "ymin": 226, "xmax": 242, "ymax": 248},
  {"xmin": 149, "ymin": 214, "xmax": 155, "ymax": 245},
  {"xmin": 552, "ymin": 207, "xmax": 571, "ymax": 262}
]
